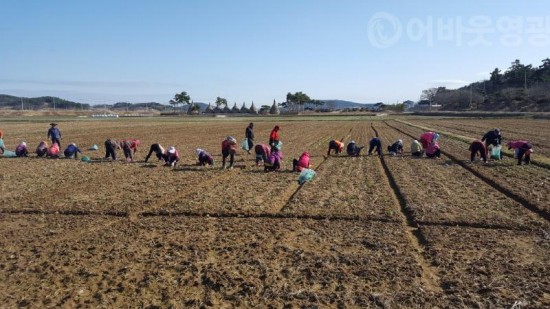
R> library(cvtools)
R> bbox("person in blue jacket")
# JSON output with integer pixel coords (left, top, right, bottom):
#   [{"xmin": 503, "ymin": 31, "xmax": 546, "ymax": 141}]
[
  {"xmin": 47, "ymin": 123, "xmax": 62, "ymax": 148},
  {"xmin": 64, "ymin": 143, "xmax": 82, "ymax": 159}
]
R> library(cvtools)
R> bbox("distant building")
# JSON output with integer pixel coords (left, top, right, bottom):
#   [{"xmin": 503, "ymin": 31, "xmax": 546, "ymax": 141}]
[
  {"xmin": 372, "ymin": 102, "xmax": 385, "ymax": 112},
  {"xmin": 403, "ymin": 100, "xmax": 415, "ymax": 110}
]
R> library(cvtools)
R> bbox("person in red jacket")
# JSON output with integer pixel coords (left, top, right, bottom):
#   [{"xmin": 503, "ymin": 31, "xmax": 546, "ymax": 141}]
[
  {"xmin": 269, "ymin": 125, "xmax": 280, "ymax": 148},
  {"xmin": 469, "ymin": 140, "xmax": 487, "ymax": 163},
  {"xmin": 165, "ymin": 146, "xmax": 180, "ymax": 167},
  {"xmin": 221, "ymin": 136, "xmax": 237, "ymax": 169},
  {"xmin": 292, "ymin": 151, "xmax": 310, "ymax": 172},
  {"xmin": 121, "ymin": 138, "xmax": 140, "ymax": 162}
]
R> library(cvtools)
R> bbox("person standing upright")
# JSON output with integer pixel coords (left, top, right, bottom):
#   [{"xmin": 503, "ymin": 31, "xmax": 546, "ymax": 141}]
[
  {"xmin": 269, "ymin": 125, "xmax": 280, "ymax": 149},
  {"xmin": 47, "ymin": 123, "xmax": 62, "ymax": 149},
  {"xmin": 245, "ymin": 122, "xmax": 254, "ymax": 154}
]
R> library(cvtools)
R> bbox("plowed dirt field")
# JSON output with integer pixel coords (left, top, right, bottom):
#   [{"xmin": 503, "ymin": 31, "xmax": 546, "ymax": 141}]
[{"xmin": 0, "ymin": 116, "xmax": 549, "ymax": 308}]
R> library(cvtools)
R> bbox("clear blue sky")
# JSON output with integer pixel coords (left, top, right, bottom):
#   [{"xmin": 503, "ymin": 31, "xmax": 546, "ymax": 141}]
[{"xmin": 1, "ymin": 0, "xmax": 549, "ymax": 105}]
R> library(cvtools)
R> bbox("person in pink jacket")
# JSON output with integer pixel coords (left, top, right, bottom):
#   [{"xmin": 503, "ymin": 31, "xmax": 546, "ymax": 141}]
[
  {"xmin": 425, "ymin": 142, "xmax": 441, "ymax": 158},
  {"xmin": 420, "ymin": 132, "xmax": 439, "ymax": 149},
  {"xmin": 254, "ymin": 144, "xmax": 271, "ymax": 166},
  {"xmin": 47, "ymin": 142, "xmax": 60, "ymax": 158},
  {"xmin": 292, "ymin": 151, "xmax": 310, "ymax": 172},
  {"xmin": 507, "ymin": 140, "xmax": 533, "ymax": 165}
]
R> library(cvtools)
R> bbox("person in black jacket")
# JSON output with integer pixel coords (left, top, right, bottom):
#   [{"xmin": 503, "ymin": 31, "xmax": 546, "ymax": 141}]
[
  {"xmin": 481, "ymin": 128, "xmax": 502, "ymax": 155},
  {"xmin": 368, "ymin": 137, "xmax": 382, "ymax": 157},
  {"xmin": 245, "ymin": 123, "xmax": 254, "ymax": 154},
  {"xmin": 346, "ymin": 141, "xmax": 363, "ymax": 157},
  {"xmin": 387, "ymin": 139, "xmax": 404, "ymax": 156}
]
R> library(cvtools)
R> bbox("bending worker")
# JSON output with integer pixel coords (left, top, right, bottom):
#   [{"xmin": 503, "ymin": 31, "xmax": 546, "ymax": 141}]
[
  {"xmin": 15, "ymin": 141, "xmax": 29, "ymax": 157},
  {"xmin": 254, "ymin": 143, "xmax": 270, "ymax": 166},
  {"xmin": 327, "ymin": 140, "xmax": 344, "ymax": 156},
  {"xmin": 222, "ymin": 136, "xmax": 237, "ymax": 169},
  {"xmin": 388, "ymin": 139, "xmax": 404, "ymax": 156},
  {"xmin": 64, "ymin": 143, "xmax": 82, "ymax": 159},
  {"xmin": 411, "ymin": 139, "xmax": 423, "ymax": 157},
  {"xmin": 469, "ymin": 140, "xmax": 487, "ymax": 163},
  {"xmin": 420, "ymin": 131, "xmax": 438, "ymax": 149},
  {"xmin": 104, "ymin": 138, "xmax": 120, "ymax": 161},
  {"xmin": 507, "ymin": 140, "xmax": 533, "ymax": 165},
  {"xmin": 367, "ymin": 137, "xmax": 382, "ymax": 157},
  {"xmin": 346, "ymin": 141, "xmax": 363, "ymax": 157},
  {"xmin": 482, "ymin": 128, "xmax": 502, "ymax": 151},
  {"xmin": 196, "ymin": 148, "xmax": 214, "ymax": 166},
  {"xmin": 144, "ymin": 143, "xmax": 165, "ymax": 163},
  {"xmin": 36, "ymin": 141, "xmax": 48, "ymax": 157},
  {"xmin": 292, "ymin": 151, "xmax": 310, "ymax": 172},
  {"xmin": 165, "ymin": 146, "xmax": 180, "ymax": 167}
]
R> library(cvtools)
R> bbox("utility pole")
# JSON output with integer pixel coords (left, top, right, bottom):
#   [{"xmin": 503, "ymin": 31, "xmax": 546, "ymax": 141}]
[
  {"xmin": 523, "ymin": 68, "xmax": 527, "ymax": 91},
  {"xmin": 469, "ymin": 85, "xmax": 473, "ymax": 110},
  {"xmin": 53, "ymin": 97, "xmax": 56, "ymax": 111},
  {"xmin": 525, "ymin": 68, "xmax": 529, "ymax": 97},
  {"xmin": 20, "ymin": 97, "xmax": 23, "ymax": 110}
]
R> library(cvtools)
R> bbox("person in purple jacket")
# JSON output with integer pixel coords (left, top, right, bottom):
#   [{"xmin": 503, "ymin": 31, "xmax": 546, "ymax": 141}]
[
  {"xmin": 195, "ymin": 148, "xmax": 214, "ymax": 166},
  {"xmin": 264, "ymin": 148, "xmax": 283, "ymax": 172},
  {"xmin": 15, "ymin": 141, "xmax": 29, "ymax": 157}
]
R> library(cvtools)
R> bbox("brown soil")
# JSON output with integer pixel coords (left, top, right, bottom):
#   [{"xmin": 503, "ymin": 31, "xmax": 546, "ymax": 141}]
[{"xmin": 0, "ymin": 117, "xmax": 549, "ymax": 308}]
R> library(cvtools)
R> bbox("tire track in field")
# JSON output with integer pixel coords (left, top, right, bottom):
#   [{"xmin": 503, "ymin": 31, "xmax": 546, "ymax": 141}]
[
  {"xmin": 371, "ymin": 123, "xmax": 443, "ymax": 294},
  {"xmin": 385, "ymin": 120, "xmax": 550, "ymax": 224},
  {"xmin": 276, "ymin": 127, "xmax": 354, "ymax": 213},
  {"xmin": 0, "ymin": 207, "xmax": 399, "ymax": 223}
]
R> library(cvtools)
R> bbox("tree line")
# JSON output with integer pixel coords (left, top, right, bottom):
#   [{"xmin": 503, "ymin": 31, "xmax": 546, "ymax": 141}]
[
  {"xmin": 0, "ymin": 95, "xmax": 91, "ymax": 110},
  {"xmin": 167, "ymin": 91, "xmax": 323, "ymax": 114},
  {"xmin": 420, "ymin": 58, "xmax": 550, "ymax": 111}
]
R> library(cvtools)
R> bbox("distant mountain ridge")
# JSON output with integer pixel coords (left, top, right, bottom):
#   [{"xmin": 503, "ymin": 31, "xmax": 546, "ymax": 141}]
[
  {"xmin": 0, "ymin": 94, "xmax": 381, "ymax": 112},
  {"xmin": 319, "ymin": 99, "xmax": 381, "ymax": 109}
]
